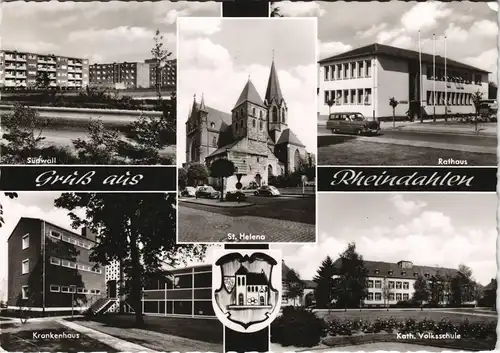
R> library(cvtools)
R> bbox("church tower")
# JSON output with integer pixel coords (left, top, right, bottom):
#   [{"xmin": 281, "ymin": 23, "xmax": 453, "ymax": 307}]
[
  {"xmin": 231, "ymin": 78, "xmax": 268, "ymax": 144},
  {"xmin": 185, "ymin": 94, "xmax": 210, "ymax": 165},
  {"xmin": 264, "ymin": 58, "xmax": 288, "ymax": 143}
]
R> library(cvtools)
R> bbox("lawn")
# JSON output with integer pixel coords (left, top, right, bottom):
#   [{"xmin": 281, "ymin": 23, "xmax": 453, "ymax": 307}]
[
  {"xmin": 319, "ymin": 309, "xmax": 497, "ymax": 324},
  {"xmin": 318, "ymin": 139, "xmax": 497, "ymax": 165},
  {"xmin": 0, "ymin": 320, "xmax": 117, "ymax": 352}
]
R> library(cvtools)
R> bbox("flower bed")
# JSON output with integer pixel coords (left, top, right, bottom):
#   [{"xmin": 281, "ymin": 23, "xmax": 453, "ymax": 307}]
[{"xmin": 322, "ymin": 317, "xmax": 496, "ymax": 351}]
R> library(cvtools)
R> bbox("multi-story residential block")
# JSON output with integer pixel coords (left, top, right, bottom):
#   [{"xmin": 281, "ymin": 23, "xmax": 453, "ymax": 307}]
[
  {"xmin": 7, "ymin": 217, "xmax": 105, "ymax": 312},
  {"xmin": 318, "ymin": 43, "xmax": 489, "ymax": 120},
  {"xmin": 144, "ymin": 58, "xmax": 176, "ymax": 89},
  {"xmin": 89, "ymin": 62, "xmax": 150, "ymax": 89},
  {"xmin": 0, "ymin": 50, "xmax": 89, "ymax": 89}
]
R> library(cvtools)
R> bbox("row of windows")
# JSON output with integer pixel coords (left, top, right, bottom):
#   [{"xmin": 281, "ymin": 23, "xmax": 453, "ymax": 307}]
[
  {"xmin": 426, "ymin": 91, "xmax": 474, "ymax": 106},
  {"xmin": 235, "ymin": 107, "xmax": 266, "ymax": 120},
  {"xmin": 91, "ymin": 63, "xmax": 137, "ymax": 69},
  {"xmin": 49, "ymin": 230, "xmax": 93, "ymax": 250},
  {"xmin": 368, "ymin": 280, "xmax": 410, "ymax": 289},
  {"xmin": 426, "ymin": 67, "xmax": 482, "ymax": 85},
  {"xmin": 49, "ymin": 284, "xmax": 101, "ymax": 295},
  {"xmin": 367, "ymin": 292, "xmax": 410, "ymax": 301},
  {"xmin": 143, "ymin": 271, "xmax": 212, "ymax": 290},
  {"xmin": 50, "ymin": 256, "xmax": 103, "ymax": 274},
  {"xmin": 323, "ymin": 60, "xmax": 372, "ymax": 81},
  {"xmin": 324, "ymin": 89, "xmax": 372, "ymax": 105},
  {"xmin": 246, "ymin": 286, "xmax": 267, "ymax": 292},
  {"xmin": 143, "ymin": 300, "xmax": 214, "ymax": 316}
]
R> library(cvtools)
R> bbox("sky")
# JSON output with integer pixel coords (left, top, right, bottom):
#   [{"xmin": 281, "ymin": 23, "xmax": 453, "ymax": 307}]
[
  {"xmin": 0, "ymin": 1, "xmax": 221, "ymax": 64},
  {"xmin": 273, "ymin": 193, "xmax": 498, "ymax": 286},
  {"xmin": 177, "ymin": 18, "xmax": 318, "ymax": 166},
  {"xmin": 272, "ymin": 1, "xmax": 498, "ymax": 83}
]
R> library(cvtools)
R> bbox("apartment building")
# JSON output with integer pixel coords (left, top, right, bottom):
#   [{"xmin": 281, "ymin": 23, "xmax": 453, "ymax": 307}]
[
  {"xmin": 0, "ymin": 50, "xmax": 89, "ymax": 89},
  {"xmin": 7, "ymin": 217, "xmax": 105, "ymax": 312},
  {"xmin": 89, "ymin": 62, "xmax": 150, "ymax": 89},
  {"xmin": 144, "ymin": 58, "xmax": 177, "ymax": 89},
  {"xmin": 318, "ymin": 43, "xmax": 489, "ymax": 120}
]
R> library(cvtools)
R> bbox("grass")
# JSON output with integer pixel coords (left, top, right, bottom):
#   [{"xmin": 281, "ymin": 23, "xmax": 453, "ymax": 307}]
[
  {"xmin": 319, "ymin": 309, "xmax": 497, "ymax": 324},
  {"xmin": 71, "ymin": 313, "xmax": 223, "ymax": 344},
  {"xmin": 318, "ymin": 138, "xmax": 497, "ymax": 166},
  {"xmin": 0, "ymin": 320, "xmax": 117, "ymax": 352}
]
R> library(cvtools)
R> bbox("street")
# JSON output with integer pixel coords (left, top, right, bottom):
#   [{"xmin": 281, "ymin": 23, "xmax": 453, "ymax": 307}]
[{"xmin": 178, "ymin": 194, "xmax": 316, "ymax": 243}]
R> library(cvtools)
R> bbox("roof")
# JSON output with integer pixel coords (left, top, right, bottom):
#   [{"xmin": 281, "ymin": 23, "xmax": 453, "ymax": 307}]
[
  {"xmin": 191, "ymin": 102, "xmax": 232, "ymax": 133},
  {"xmin": 318, "ymin": 43, "xmax": 489, "ymax": 74},
  {"xmin": 484, "ymin": 279, "xmax": 497, "ymax": 291},
  {"xmin": 207, "ymin": 138, "xmax": 268, "ymax": 158},
  {"xmin": 235, "ymin": 265, "xmax": 249, "ymax": 275},
  {"xmin": 8, "ymin": 217, "xmax": 91, "ymax": 242},
  {"xmin": 233, "ymin": 78, "xmax": 266, "ymax": 109},
  {"xmin": 265, "ymin": 60, "xmax": 284, "ymax": 104},
  {"xmin": 333, "ymin": 258, "xmax": 459, "ymax": 279},
  {"xmin": 276, "ymin": 128, "xmax": 305, "ymax": 147},
  {"xmin": 236, "ymin": 265, "xmax": 269, "ymax": 285},
  {"xmin": 303, "ymin": 280, "xmax": 317, "ymax": 289}
]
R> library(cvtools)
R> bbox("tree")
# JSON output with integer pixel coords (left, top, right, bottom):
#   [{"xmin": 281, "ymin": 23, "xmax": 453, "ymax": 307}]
[
  {"xmin": 178, "ymin": 167, "xmax": 188, "ymax": 190},
  {"xmin": 381, "ymin": 279, "xmax": 393, "ymax": 311},
  {"xmin": 283, "ymin": 269, "xmax": 305, "ymax": 306},
  {"xmin": 313, "ymin": 256, "xmax": 336, "ymax": 309},
  {"xmin": 412, "ymin": 275, "xmax": 429, "ymax": 310},
  {"xmin": 389, "ymin": 97, "xmax": 399, "ymax": 128},
  {"xmin": 472, "ymin": 90, "xmax": 483, "ymax": 132},
  {"xmin": 151, "ymin": 29, "xmax": 172, "ymax": 101},
  {"xmin": 54, "ymin": 193, "xmax": 206, "ymax": 327},
  {"xmin": 0, "ymin": 193, "xmax": 19, "ymax": 228},
  {"xmin": 35, "ymin": 71, "xmax": 51, "ymax": 90},
  {"xmin": 72, "ymin": 119, "xmax": 123, "ymax": 164},
  {"xmin": 209, "ymin": 158, "xmax": 236, "ymax": 201},
  {"xmin": 488, "ymin": 81, "xmax": 497, "ymax": 99},
  {"xmin": 429, "ymin": 273, "xmax": 445, "ymax": 306},
  {"xmin": 450, "ymin": 265, "xmax": 476, "ymax": 306},
  {"xmin": 332, "ymin": 243, "xmax": 368, "ymax": 310},
  {"xmin": 270, "ymin": 3, "xmax": 283, "ymax": 17},
  {"xmin": 187, "ymin": 163, "xmax": 209, "ymax": 187},
  {"xmin": 327, "ymin": 98, "xmax": 335, "ymax": 116}
]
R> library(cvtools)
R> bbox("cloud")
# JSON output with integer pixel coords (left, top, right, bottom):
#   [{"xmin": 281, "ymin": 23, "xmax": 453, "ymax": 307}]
[
  {"xmin": 274, "ymin": 2, "xmax": 326, "ymax": 17},
  {"xmin": 464, "ymin": 48, "xmax": 498, "ymax": 78},
  {"xmin": 356, "ymin": 23, "xmax": 388, "ymax": 39},
  {"xmin": 163, "ymin": 9, "xmax": 191, "ymax": 25},
  {"xmin": 68, "ymin": 26, "xmax": 155, "ymax": 42},
  {"xmin": 319, "ymin": 41, "xmax": 352, "ymax": 59},
  {"xmin": 487, "ymin": 2, "xmax": 498, "ymax": 12},
  {"xmin": 400, "ymin": 2, "xmax": 452, "ymax": 33},
  {"xmin": 178, "ymin": 17, "xmax": 222, "ymax": 36},
  {"xmin": 1, "ymin": 41, "xmax": 61, "ymax": 55},
  {"xmin": 390, "ymin": 194, "xmax": 427, "ymax": 215}
]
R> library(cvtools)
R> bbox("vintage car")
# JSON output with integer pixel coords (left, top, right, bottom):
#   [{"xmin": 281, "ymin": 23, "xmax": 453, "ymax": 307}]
[
  {"xmin": 225, "ymin": 189, "xmax": 247, "ymax": 202},
  {"xmin": 180, "ymin": 186, "xmax": 196, "ymax": 197},
  {"xmin": 254, "ymin": 185, "xmax": 281, "ymax": 197},
  {"xmin": 326, "ymin": 112, "xmax": 381, "ymax": 135},
  {"xmin": 195, "ymin": 186, "xmax": 220, "ymax": 199}
]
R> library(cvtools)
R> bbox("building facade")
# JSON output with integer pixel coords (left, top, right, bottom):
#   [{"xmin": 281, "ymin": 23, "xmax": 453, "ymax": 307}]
[
  {"xmin": 0, "ymin": 50, "xmax": 89, "ymax": 89},
  {"xmin": 89, "ymin": 62, "xmax": 150, "ymax": 89},
  {"xmin": 7, "ymin": 218, "xmax": 105, "ymax": 311},
  {"xmin": 184, "ymin": 60, "xmax": 308, "ymax": 189},
  {"xmin": 318, "ymin": 43, "xmax": 489, "ymax": 120},
  {"xmin": 145, "ymin": 58, "xmax": 176, "ymax": 89}
]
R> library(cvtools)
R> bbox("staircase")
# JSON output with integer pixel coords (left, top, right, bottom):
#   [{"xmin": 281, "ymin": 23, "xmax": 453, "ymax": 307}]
[{"xmin": 87, "ymin": 295, "xmax": 118, "ymax": 316}]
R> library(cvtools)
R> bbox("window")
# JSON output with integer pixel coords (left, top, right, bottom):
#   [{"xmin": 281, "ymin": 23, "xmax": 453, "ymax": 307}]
[
  {"xmin": 367, "ymin": 293, "xmax": 374, "ymax": 300},
  {"xmin": 50, "ymin": 285, "xmax": 60, "ymax": 292},
  {"xmin": 401, "ymin": 271, "xmax": 407, "ymax": 276},
  {"xmin": 364, "ymin": 89, "xmax": 372, "ymax": 105},
  {"xmin": 396, "ymin": 293, "xmax": 402, "ymax": 301},
  {"xmin": 50, "ymin": 257, "xmax": 61, "ymax": 265},
  {"xmin": 252, "ymin": 120, "xmax": 256, "ymax": 128},
  {"xmin": 403, "ymin": 294, "xmax": 409, "ymax": 301},
  {"xmin": 324, "ymin": 66, "xmax": 330, "ymax": 81},
  {"xmin": 324, "ymin": 90, "xmax": 330, "ymax": 104},
  {"xmin": 389, "ymin": 293, "xmax": 395, "ymax": 300},
  {"xmin": 357, "ymin": 89, "xmax": 363, "ymax": 104},
  {"xmin": 259, "ymin": 121, "xmax": 263, "ymax": 130},
  {"xmin": 365, "ymin": 60, "xmax": 372, "ymax": 77},
  {"xmin": 22, "ymin": 259, "xmax": 29, "ymax": 274},
  {"xmin": 350, "ymin": 63, "xmax": 356, "ymax": 78},
  {"xmin": 357, "ymin": 61, "xmax": 363, "ymax": 77},
  {"xmin": 343, "ymin": 63, "xmax": 348, "ymax": 79},
  {"xmin": 77, "ymin": 288, "xmax": 85, "ymax": 294},
  {"xmin": 212, "ymin": 136, "xmax": 217, "ymax": 147},
  {"xmin": 252, "ymin": 108, "xmax": 256, "ymax": 116},
  {"xmin": 375, "ymin": 293, "xmax": 382, "ymax": 300},
  {"xmin": 69, "ymin": 286, "xmax": 76, "ymax": 293},
  {"xmin": 50, "ymin": 230, "xmax": 61, "ymax": 239},
  {"xmin": 403, "ymin": 282, "xmax": 409, "ymax": 289},
  {"xmin": 368, "ymin": 280, "xmax": 373, "ymax": 288},
  {"xmin": 332, "ymin": 65, "xmax": 336, "ymax": 80},
  {"xmin": 343, "ymin": 90, "xmax": 348, "ymax": 104},
  {"xmin": 22, "ymin": 286, "xmax": 29, "ymax": 299},
  {"xmin": 396, "ymin": 281, "xmax": 402, "ymax": 289},
  {"xmin": 61, "ymin": 286, "xmax": 70, "ymax": 293},
  {"xmin": 22, "ymin": 234, "xmax": 29, "ymax": 250},
  {"xmin": 388, "ymin": 281, "xmax": 395, "ymax": 289},
  {"xmin": 374, "ymin": 280, "xmax": 381, "ymax": 289},
  {"xmin": 350, "ymin": 89, "xmax": 356, "ymax": 104}
]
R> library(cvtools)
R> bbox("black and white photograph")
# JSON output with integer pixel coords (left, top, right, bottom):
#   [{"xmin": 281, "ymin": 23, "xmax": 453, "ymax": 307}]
[
  {"xmin": 0, "ymin": 1, "xmax": 220, "ymax": 165},
  {"xmin": 0, "ymin": 192, "xmax": 223, "ymax": 352},
  {"xmin": 177, "ymin": 17, "xmax": 317, "ymax": 243},
  {"xmin": 269, "ymin": 193, "xmax": 497, "ymax": 352},
  {"xmin": 272, "ymin": 1, "xmax": 498, "ymax": 166}
]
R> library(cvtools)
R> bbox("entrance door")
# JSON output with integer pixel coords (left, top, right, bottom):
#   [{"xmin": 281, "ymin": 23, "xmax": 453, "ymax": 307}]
[
  {"xmin": 107, "ymin": 280, "xmax": 117, "ymax": 299},
  {"xmin": 255, "ymin": 174, "xmax": 262, "ymax": 186},
  {"xmin": 238, "ymin": 293, "xmax": 244, "ymax": 305},
  {"xmin": 260, "ymin": 296, "xmax": 265, "ymax": 306}
]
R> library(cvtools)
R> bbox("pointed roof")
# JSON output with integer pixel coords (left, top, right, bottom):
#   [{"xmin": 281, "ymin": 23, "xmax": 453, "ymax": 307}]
[
  {"xmin": 199, "ymin": 94, "xmax": 207, "ymax": 112},
  {"xmin": 265, "ymin": 60, "xmax": 284, "ymax": 104},
  {"xmin": 235, "ymin": 265, "xmax": 249, "ymax": 275},
  {"xmin": 276, "ymin": 128, "xmax": 305, "ymax": 147},
  {"xmin": 233, "ymin": 78, "xmax": 265, "ymax": 109}
]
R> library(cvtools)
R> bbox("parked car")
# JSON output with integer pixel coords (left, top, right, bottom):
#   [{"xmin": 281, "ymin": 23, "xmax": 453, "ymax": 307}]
[
  {"xmin": 243, "ymin": 181, "xmax": 259, "ymax": 190},
  {"xmin": 196, "ymin": 186, "xmax": 220, "ymax": 199},
  {"xmin": 326, "ymin": 112, "xmax": 381, "ymax": 135},
  {"xmin": 254, "ymin": 185, "xmax": 281, "ymax": 196},
  {"xmin": 304, "ymin": 181, "xmax": 315, "ymax": 187},
  {"xmin": 226, "ymin": 190, "xmax": 247, "ymax": 202},
  {"xmin": 181, "ymin": 186, "xmax": 196, "ymax": 197}
]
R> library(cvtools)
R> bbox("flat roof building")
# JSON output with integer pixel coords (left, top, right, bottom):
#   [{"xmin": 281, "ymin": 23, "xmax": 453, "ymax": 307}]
[{"xmin": 89, "ymin": 61, "xmax": 150, "ymax": 89}]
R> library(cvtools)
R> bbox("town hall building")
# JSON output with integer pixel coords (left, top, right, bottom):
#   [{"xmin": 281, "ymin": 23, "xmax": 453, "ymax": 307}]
[{"xmin": 184, "ymin": 59, "xmax": 308, "ymax": 189}]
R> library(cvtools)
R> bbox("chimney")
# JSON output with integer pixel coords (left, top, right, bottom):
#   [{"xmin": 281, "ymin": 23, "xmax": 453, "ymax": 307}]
[{"xmin": 81, "ymin": 226, "xmax": 96, "ymax": 242}]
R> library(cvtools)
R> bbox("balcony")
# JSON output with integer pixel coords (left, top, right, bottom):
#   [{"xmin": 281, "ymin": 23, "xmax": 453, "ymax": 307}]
[
  {"xmin": 15, "ymin": 65, "xmax": 26, "ymax": 70},
  {"xmin": 16, "ymin": 56, "xmax": 27, "ymax": 62},
  {"xmin": 5, "ymin": 65, "xmax": 16, "ymax": 70},
  {"xmin": 16, "ymin": 74, "xmax": 26, "ymax": 78},
  {"xmin": 5, "ymin": 55, "xmax": 16, "ymax": 61}
]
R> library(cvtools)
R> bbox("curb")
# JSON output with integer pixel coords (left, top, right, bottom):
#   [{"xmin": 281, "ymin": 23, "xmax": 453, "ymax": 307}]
[
  {"xmin": 179, "ymin": 199, "xmax": 255, "ymax": 208},
  {"xmin": 386, "ymin": 126, "xmax": 497, "ymax": 137}
]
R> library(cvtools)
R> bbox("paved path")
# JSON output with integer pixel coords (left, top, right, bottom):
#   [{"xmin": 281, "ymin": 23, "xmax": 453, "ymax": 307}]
[
  {"xmin": 57, "ymin": 319, "xmax": 154, "ymax": 352},
  {"xmin": 270, "ymin": 342, "xmax": 462, "ymax": 352},
  {"xmin": 179, "ymin": 198, "xmax": 254, "ymax": 208}
]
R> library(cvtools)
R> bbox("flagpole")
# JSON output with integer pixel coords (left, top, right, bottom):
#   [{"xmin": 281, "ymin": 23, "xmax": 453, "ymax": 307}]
[
  {"xmin": 433, "ymin": 33, "xmax": 436, "ymax": 123},
  {"xmin": 444, "ymin": 36, "xmax": 448, "ymax": 122},
  {"xmin": 418, "ymin": 30, "xmax": 423, "ymax": 123}
]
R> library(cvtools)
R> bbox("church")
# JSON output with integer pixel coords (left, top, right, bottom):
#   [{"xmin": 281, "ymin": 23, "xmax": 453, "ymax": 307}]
[{"xmin": 184, "ymin": 59, "xmax": 308, "ymax": 189}]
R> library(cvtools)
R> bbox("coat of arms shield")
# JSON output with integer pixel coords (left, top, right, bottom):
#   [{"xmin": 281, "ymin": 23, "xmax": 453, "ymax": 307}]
[{"xmin": 212, "ymin": 249, "xmax": 282, "ymax": 333}]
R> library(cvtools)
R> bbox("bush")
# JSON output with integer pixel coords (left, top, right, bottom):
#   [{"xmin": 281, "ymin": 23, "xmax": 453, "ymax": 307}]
[{"xmin": 271, "ymin": 306, "xmax": 327, "ymax": 347}]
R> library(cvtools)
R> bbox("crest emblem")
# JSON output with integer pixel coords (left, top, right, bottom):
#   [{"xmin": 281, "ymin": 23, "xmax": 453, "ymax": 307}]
[{"xmin": 212, "ymin": 249, "xmax": 282, "ymax": 333}]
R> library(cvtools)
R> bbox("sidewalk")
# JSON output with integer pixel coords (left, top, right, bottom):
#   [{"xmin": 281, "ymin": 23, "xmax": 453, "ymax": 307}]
[
  {"xmin": 57, "ymin": 319, "xmax": 154, "ymax": 352},
  {"xmin": 382, "ymin": 121, "xmax": 497, "ymax": 137},
  {"xmin": 179, "ymin": 197, "xmax": 254, "ymax": 208}
]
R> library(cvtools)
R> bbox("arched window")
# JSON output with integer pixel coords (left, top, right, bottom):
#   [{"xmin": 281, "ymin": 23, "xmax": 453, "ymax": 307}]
[
  {"xmin": 252, "ymin": 119, "xmax": 256, "ymax": 128},
  {"xmin": 272, "ymin": 106, "xmax": 278, "ymax": 122},
  {"xmin": 252, "ymin": 107, "xmax": 256, "ymax": 116},
  {"xmin": 281, "ymin": 108, "xmax": 285, "ymax": 123},
  {"xmin": 210, "ymin": 122, "xmax": 215, "ymax": 128},
  {"xmin": 259, "ymin": 111, "xmax": 263, "ymax": 119},
  {"xmin": 259, "ymin": 121, "xmax": 263, "ymax": 130},
  {"xmin": 212, "ymin": 136, "xmax": 217, "ymax": 147}
]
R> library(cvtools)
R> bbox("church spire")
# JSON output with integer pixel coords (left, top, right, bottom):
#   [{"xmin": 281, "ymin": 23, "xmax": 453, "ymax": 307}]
[
  {"xmin": 265, "ymin": 57, "xmax": 284, "ymax": 104},
  {"xmin": 233, "ymin": 77, "xmax": 265, "ymax": 109},
  {"xmin": 199, "ymin": 93, "xmax": 207, "ymax": 112}
]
